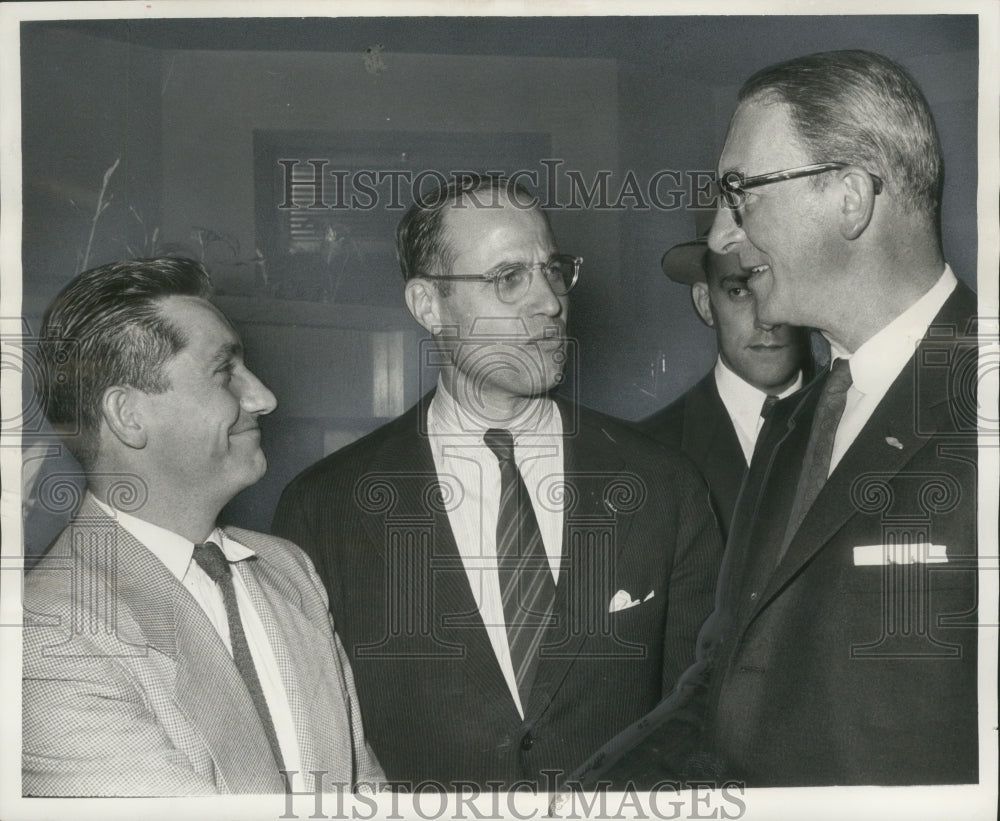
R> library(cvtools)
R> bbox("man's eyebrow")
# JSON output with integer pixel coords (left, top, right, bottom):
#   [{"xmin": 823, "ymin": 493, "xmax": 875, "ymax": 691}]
[
  {"xmin": 485, "ymin": 253, "xmax": 559, "ymax": 273},
  {"xmin": 209, "ymin": 341, "xmax": 243, "ymax": 367},
  {"xmin": 720, "ymin": 275, "xmax": 750, "ymax": 288}
]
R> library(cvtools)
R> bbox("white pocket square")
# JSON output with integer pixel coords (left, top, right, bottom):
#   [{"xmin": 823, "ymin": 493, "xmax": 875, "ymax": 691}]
[
  {"xmin": 609, "ymin": 589, "xmax": 654, "ymax": 613},
  {"xmin": 853, "ymin": 543, "xmax": 948, "ymax": 566}
]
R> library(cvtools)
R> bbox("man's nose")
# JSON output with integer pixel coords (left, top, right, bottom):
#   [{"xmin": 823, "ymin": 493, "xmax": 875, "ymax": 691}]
[
  {"xmin": 707, "ymin": 204, "xmax": 745, "ymax": 255},
  {"xmin": 528, "ymin": 266, "xmax": 564, "ymax": 316},
  {"xmin": 239, "ymin": 368, "xmax": 278, "ymax": 416}
]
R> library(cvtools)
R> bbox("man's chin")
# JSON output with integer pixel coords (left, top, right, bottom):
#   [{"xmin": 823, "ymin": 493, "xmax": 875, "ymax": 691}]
[
  {"xmin": 534, "ymin": 366, "xmax": 566, "ymax": 396},
  {"xmin": 755, "ymin": 370, "xmax": 802, "ymax": 393},
  {"xmin": 235, "ymin": 454, "xmax": 268, "ymax": 491}
]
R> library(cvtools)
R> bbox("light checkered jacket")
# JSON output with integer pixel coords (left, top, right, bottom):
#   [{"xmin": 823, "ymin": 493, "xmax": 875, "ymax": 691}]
[{"xmin": 22, "ymin": 499, "xmax": 384, "ymax": 796}]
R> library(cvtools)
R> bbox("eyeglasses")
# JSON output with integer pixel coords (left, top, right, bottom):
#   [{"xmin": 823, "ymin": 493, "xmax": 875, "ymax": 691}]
[
  {"xmin": 421, "ymin": 254, "xmax": 582, "ymax": 304},
  {"xmin": 718, "ymin": 163, "xmax": 884, "ymax": 226}
]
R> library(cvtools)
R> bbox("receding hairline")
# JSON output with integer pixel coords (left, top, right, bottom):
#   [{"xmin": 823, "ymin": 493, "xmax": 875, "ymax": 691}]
[
  {"xmin": 730, "ymin": 50, "xmax": 944, "ymax": 222},
  {"xmin": 434, "ymin": 188, "xmax": 552, "ymax": 271},
  {"xmin": 152, "ymin": 293, "xmax": 243, "ymax": 357},
  {"xmin": 722, "ymin": 95, "xmax": 811, "ymax": 165}
]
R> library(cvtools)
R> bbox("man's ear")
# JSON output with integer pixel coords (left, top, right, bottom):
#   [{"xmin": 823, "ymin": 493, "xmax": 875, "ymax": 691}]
[
  {"xmin": 837, "ymin": 167, "xmax": 878, "ymax": 240},
  {"xmin": 404, "ymin": 278, "xmax": 443, "ymax": 335},
  {"xmin": 100, "ymin": 386, "xmax": 147, "ymax": 450},
  {"xmin": 691, "ymin": 282, "xmax": 715, "ymax": 328}
]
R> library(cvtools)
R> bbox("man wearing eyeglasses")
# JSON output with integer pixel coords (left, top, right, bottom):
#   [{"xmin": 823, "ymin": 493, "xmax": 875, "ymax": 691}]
[
  {"xmin": 563, "ymin": 50, "xmax": 979, "ymax": 791},
  {"xmin": 274, "ymin": 175, "xmax": 722, "ymax": 789}
]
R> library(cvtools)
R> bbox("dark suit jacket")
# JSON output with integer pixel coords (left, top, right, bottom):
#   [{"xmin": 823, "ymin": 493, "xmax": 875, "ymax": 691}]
[
  {"xmin": 567, "ymin": 280, "xmax": 980, "ymax": 788},
  {"xmin": 273, "ymin": 394, "xmax": 723, "ymax": 789},
  {"xmin": 22, "ymin": 500, "xmax": 383, "ymax": 795},
  {"xmin": 639, "ymin": 373, "xmax": 746, "ymax": 538}
]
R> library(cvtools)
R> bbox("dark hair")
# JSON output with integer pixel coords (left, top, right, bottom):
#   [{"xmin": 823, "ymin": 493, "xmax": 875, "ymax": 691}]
[
  {"xmin": 739, "ymin": 50, "xmax": 943, "ymax": 225},
  {"xmin": 395, "ymin": 174, "xmax": 543, "ymax": 295},
  {"xmin": 38, "ymin": 257, "xmax": 213, "ymax": 469}
]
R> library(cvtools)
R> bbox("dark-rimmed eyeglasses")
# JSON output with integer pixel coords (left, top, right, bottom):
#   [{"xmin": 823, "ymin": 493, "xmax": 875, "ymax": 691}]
[
  {"xmin": 718, "ymin": 163, "xmax": 884, "ymax": 226},
  {"xmin": 420, "ymin": 254, "xmax": 582, "ymax": 304}
]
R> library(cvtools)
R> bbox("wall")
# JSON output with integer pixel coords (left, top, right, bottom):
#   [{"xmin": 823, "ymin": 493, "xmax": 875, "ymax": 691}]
[
  {"xmin": 20, "ymin": 25, "xmax": 163, "ymax": 320},
  {"xmin": 157, "ymin": 47, "xmax": 621, "ymax": 528},
  {"xmin": 157, "ymin": 48, "xmax": 621, "ymax": 383},
  {"xmin": 617, "ymin": 68, "xmax": 722, "ymax": 419},
  {"xmin": 15, "ymin": 18, "xmax": 983, "ymax": 538}
]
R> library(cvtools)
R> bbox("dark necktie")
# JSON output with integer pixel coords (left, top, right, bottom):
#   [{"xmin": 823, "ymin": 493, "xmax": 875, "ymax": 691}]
[
  {"xmin": 191, "ymin": 541, "xmax": 285, "ymax": 772},
  {"xmin": 483, "ymin": 428, "xmax": 556, "ymax": 710},
  {"xmin": 780, "ymin": 358, "xmax": 853, "ymax": 559},
  {"xmin": 760, "ymin": 394, "xmax": 781, "ymax": 419}
]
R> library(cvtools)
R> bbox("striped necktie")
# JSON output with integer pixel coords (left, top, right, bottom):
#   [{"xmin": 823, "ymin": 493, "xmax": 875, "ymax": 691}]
[{"xmin": 484, "ymin": 428, "xmax": 556, "ymax": 710}]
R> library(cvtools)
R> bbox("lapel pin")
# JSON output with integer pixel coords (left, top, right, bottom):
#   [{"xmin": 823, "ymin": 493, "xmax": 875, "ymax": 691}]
[{"xmin": 885, "ymin": 436, "xmax": 904, "ymax": 450}]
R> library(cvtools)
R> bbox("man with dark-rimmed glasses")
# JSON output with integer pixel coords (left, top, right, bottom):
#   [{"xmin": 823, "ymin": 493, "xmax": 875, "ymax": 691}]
[
  {"xmin": 274, "ymin": 174, "xmax": 723, "ymax": 789},
  {"xmin": 717, "ymin": 162, "xmax": 883, "ymax": 227},
  {"xmin": 564, "ymin": 49, "xmax": 979, "ymax": 791}
]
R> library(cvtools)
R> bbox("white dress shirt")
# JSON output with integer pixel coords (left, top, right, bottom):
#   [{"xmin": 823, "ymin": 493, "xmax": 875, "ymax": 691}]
[
  {"xmin": 426, "ymin": 382, "xmax": 563, "ymax": 718},
  {"xmin": 827, "ymin": 266, "xmax": 957, "ymax": 475},
  {"xmin": 714, "ymin": 357, "xmax": 804, "ymax": 464},
  {"xmin": 91, "ymin": 495, "xmax": 303, "ymax": 783}
]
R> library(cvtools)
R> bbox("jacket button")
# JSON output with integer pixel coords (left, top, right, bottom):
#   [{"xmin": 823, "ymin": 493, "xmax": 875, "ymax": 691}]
[
  {"xmin": 521, "ymin": 732, "xmax": 534, "ymax": 751},
  {"xmin": 750, "ymin": 591, "xmax": 758, "ymax": 600}
]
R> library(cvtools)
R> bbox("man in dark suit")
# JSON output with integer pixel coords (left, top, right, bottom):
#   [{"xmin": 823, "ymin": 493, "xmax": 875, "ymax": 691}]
[
  {"xmin": 640, "ymin": 218, "xmax": 811, "ymax": 535},
  {"xmin": 273, "ymin": 175, "xmax": 723, "ymax": 789},
  {"xmin": 566, "ymin": 49, "xmax": 980, "ymax": 790},
  {"xmin": 22, "ymin": 258, "xmax": 383, "ymax": 795}
]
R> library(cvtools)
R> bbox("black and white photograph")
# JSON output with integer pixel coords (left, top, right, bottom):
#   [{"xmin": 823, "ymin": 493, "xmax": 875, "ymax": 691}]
[{"xmin": 1, "ymin": 2, "xmax": 997, "ymax": 819}]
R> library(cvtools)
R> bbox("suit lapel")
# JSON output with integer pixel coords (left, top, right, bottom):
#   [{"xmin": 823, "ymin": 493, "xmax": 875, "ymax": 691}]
[
  {"xmin": 753, "ymin": 375, "xmax": 915, "ymax": 612},
  {"xmin": 353, "ymin": 398, "xmax": 448, "ymax": 561},
  {"xmin": 171, "ymin": 590, "xmax": 284, "ymax": 793},
  {"xmin": 364, "ymin": 395, "xmax": 644, "ymax": 725},
  {"xmin": 70, "ymin": 501, "xmax": 282, "ymax": 793},
  {"xmin": 364, "ymin": 396, "xmax": 518, "ymax": 715},
  {"xmin": 726, "ymin": 387, "xmax": 815, "ymax": 630},
  {"xmin": 527, "ymin": 400, "xmax": 629, "ymax": 723},
  {"xmin": 685, "ymin": 376, "xmax": 748, "ymax": 532},
  {"xmin": 748, "ymin": 283, "xmax": 976, "ymax": 620},
  {"xmin": 682, "ymin": 375, "xmax": 744, "ymax": 474},
  {"xmin": 225, "ymin": 528, "xmax": 355, "ymax": 788}
]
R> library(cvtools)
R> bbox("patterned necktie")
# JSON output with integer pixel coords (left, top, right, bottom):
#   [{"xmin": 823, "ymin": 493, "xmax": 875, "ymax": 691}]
[
  {"xmin": 483, "ymin": 428, "xmax": 556, "ymax": 710},
  {"xmin": 780, "ymin": 358, "xmax": 853, "ymax": 560},
  {"xmin": 191, "ymin": 541, "xmax": 285, "ymax": 772}
]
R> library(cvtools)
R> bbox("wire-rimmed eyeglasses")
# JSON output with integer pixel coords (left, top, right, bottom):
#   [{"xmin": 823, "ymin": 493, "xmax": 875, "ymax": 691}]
[
  {"xmin": 420, "ymin": 254, "xmax": 582, "ymax": 304},
  {"xmin": 718, "ymin": 163, "xmax": 884, "ymax": 226}
]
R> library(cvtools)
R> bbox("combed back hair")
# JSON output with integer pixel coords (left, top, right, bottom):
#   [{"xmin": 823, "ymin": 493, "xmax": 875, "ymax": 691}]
[
  {"xmin": 739, "ymin": 50, "xmax": 943, "ymax": 226},
  {"xmin": 38, "ymin": 257, "xmax": 213, "ymax": 469},
  {"xmin": 395, "ymin": 174, "xmax": 544, "ymax": 294}
]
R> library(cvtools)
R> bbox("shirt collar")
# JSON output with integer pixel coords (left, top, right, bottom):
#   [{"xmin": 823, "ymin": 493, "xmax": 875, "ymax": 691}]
[
  {"xmin": 829, "ymin": 265, "xmax": 957, "ymax": 396},
  {"xmin": 90, "ymin": 493, "xmax": 255, "ymax": 582},
  {"xmin": 714, "ymin": 356, "xmax": 803, "ymax": 426}
]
